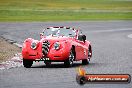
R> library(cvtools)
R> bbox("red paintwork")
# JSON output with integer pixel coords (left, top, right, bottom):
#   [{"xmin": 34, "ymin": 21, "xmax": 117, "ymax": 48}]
[{"xmin": 22, "ymin": 27, "xmax": 92, "ymax": 62}]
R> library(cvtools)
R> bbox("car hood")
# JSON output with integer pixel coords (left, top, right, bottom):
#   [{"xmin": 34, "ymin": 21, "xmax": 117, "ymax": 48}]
[{"xmin": 40, "ymin": 36, "xmax": 73, "ymax": 45}]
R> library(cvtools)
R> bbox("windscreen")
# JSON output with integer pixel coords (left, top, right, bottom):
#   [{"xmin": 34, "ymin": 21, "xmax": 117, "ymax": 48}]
[{"xmin": 43, "ymin": 28, "xmax": 76, "ymax": 37}]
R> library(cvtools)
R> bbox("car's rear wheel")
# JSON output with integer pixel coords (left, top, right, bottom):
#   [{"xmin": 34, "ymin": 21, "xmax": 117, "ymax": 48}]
[
  {"xmin": 64, "ymin": 48, "xmax": 75, "ymax": 67},
  {"xmin": 82, "ymin": 47, "xmax": 91, "ymax": 65},
  {"xmin": 82, "ymin": 58, "xmax": 89, "ymax": 65},
  {"xmin": 23, "ymin": 59, "xmax": 33, "ymax": 68}
]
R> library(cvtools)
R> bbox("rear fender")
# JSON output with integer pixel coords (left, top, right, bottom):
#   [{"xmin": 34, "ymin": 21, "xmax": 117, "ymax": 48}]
[{"xmin": 85, "ymin": 41, "xmax": 92, "ymax": 58}]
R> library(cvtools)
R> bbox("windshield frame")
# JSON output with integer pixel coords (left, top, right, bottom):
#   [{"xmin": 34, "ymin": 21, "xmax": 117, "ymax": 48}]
[{"xmin": 43, "ymin": 28, "xmax": 76, "ymax": 37}]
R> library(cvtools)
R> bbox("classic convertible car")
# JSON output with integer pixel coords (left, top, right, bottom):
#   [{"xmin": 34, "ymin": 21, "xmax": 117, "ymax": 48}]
[{"xmin": 22, "ymin": 27, "xmax": 92, "ymax": 68}]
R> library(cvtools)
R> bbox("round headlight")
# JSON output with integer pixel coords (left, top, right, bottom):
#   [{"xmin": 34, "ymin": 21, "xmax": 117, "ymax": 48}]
[
  {"xmin": 54, "ymin": 42, "xmax": 60, "ymax": 50},
  {"xmin": 31, "ymin": 42, "xmax": 37, "ymax": 49}
]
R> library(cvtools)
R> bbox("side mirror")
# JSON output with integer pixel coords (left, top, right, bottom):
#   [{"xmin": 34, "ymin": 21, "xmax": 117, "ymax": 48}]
[{"xmin": 40, "ymin": 33, "xmax": 43, "ymax": 39}]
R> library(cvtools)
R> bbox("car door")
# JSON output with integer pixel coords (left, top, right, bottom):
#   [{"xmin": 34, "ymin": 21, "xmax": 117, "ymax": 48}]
[{"xmin": 75, "ymin": 35, "xmax": 87, "ymax": 60}]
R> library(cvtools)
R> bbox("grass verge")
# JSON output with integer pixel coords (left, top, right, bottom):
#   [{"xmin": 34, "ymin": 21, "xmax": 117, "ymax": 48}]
[
  {"xmin": 0, "ymin": 0, "xmax": 132, "ymax": 21},
  {"xmin": 0, "ymin": 37, "xmax": 21, "ymax": 63},
  {"xmin": 0, "ymin": 10, "xmax": 132, "ymax": 21}
]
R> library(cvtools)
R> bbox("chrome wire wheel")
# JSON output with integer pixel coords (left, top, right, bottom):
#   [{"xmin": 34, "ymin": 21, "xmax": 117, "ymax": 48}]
[
  {"xmin": 88, "ymin": 48, "xmax": 91, "ymax": 61},
  {"xmin": 64, "ymin": 48, "xmax": 75, "ymax": 67},
  {"xmin": 69, "ymin": 50, "xmax": 74, "ymax": 65}
]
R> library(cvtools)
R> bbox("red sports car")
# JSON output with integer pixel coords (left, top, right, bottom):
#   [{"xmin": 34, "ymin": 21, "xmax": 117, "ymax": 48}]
[{"xmin": 22, "ymin": 27, "xmax": 92, "ymax": 68}]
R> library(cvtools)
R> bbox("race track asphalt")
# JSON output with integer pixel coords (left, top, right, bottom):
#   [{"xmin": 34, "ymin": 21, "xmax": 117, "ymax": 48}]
[{"xmin": 0, "ymin": 21, "xmax": 132, "ymax": 88}]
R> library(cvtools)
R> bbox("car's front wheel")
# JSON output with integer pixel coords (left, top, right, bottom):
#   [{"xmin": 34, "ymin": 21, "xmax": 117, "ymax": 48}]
[
  {"xmin": 23, "ymin": 59, "xmax": 33, "ymax": 68},
  {"xmin": 64, "ymin": 48, "xmax": 75, "ymax": 67}
]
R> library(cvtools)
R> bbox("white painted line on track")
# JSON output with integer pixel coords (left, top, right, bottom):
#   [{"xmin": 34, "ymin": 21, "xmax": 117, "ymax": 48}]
[
  {"xmin": 93, "ymin": 28, "xmax": 132, "ymax": 33},
  {"xmin": 127, "ymin": 34, "xmax": 132, "ymax": 38},
  {"xmin": 13, "ymin": 43, "xmax": 22, "ymax": 48}
]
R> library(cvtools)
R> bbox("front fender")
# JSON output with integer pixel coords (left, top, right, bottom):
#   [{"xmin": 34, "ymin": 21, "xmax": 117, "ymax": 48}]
[
  {"xmin": 47, "ymin": 40, "xmax": 72, "ymax": 60},
  {"xmin": 22, "ymin": 38, "xmax": 43, "ymax": 60}
]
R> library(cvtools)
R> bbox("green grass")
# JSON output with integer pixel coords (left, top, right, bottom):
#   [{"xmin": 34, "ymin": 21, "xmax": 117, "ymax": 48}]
[{"xmin": 0, "ymin": 0, "xmax": 132, "ymax": 21}]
